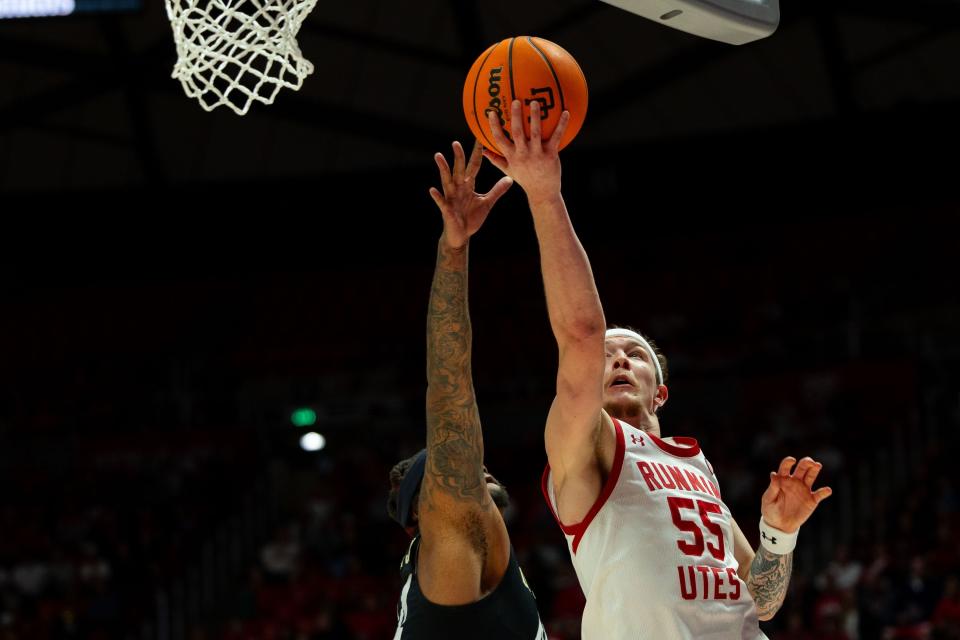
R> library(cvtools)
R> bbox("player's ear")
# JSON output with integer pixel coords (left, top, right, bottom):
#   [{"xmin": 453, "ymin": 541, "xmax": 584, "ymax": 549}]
[{"xmin": 654, "ymin": 384, "xmax": 669, "ymax": 412}]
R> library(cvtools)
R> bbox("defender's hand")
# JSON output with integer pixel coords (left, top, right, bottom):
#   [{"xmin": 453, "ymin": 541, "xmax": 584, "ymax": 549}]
[{"xmin": 430, "ymin": 140, "xmax": 513, "ymax": 250}]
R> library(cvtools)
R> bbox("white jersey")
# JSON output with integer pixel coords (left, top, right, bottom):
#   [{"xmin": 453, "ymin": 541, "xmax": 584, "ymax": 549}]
[{"xmin": 542, "ymin": 418, "xmax": 768, "ymax": 640}]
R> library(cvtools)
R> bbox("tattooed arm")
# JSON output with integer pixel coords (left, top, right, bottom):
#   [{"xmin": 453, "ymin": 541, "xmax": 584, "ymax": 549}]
[
  {"xmin": 732, "ymin": 519, "xmax": 792, "ymax": 620},
  {"xmin": 747, "ymin": 546, "xmax": 793, "ymax": 620},
  {"xmin": 420, "ymin": 239, "xmax": 489, "ymax": 519},
  {"xmin": 415, "ymin": 140, "xmax": 513, "ymax": 605},
  {"xmin": 732, "ymin": 455, "xmax": 833, "ymax": 620}
]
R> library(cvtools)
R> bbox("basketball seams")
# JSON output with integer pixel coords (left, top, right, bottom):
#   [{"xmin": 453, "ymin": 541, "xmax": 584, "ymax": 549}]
[
  {"xmin": 507, "ymin": 37, "xmax": 517, "ymax": 115},
  {"xmin": 471, "ymin": 43, "xmax": 500, "ymax": 152},
  {"xmin": 526, "ymin": 36, "xmax": 566, "ymax": 114}
]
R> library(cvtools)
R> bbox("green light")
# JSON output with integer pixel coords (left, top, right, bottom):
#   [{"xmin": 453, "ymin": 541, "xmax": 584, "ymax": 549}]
[{"xmin": 290, "ymin": 408, "xmax": 317, "ymax": 427}]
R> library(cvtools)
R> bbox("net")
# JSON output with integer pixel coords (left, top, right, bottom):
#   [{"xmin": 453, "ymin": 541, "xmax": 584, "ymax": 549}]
[{"xmin": 165, "ymin": 0, "xmax": 318, "ymax": 115}]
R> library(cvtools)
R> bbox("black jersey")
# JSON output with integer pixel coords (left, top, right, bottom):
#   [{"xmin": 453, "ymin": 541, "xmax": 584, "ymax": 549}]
[{"xmin": 393, "ymin": 536, "xmax": 547, "ymax": 639}]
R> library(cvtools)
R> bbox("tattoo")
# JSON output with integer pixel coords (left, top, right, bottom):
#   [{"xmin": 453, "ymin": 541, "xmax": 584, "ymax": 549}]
[
  {"xmin": 746, "ymin": 547, "xmax": 793, "ymax": 619},
  {"xmin": 422, "ymin": 241, "xmax": 488, "ymax": 515}
]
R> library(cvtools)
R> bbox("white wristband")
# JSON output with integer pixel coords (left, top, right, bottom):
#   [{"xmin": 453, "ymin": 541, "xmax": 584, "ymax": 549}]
[{"xmin": 759, "ymin": 519, "xmax": 797, "ymax": 555}]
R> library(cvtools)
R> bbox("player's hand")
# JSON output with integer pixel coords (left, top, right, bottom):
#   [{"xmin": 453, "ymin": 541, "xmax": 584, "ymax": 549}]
[
  {"xmin": 760, "ymin": 456, "xmax": 833, "ymax": 533},
  {"xmin": 482, "ymin": 99, "xmax": 568, "ymax": 207},
  {"xmin": 429, "ymin": 140, "xmax": 513, "ymax": 250}
]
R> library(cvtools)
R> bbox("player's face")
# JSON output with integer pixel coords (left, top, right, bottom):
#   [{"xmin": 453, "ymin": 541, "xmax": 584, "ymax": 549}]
[
  {"xmin": 484, "ymin": 466, "xmax": 511, "ymax": 511},
  {"xmin": 602, "ymin": 336, "xmax": 658, "ymax": 413}
]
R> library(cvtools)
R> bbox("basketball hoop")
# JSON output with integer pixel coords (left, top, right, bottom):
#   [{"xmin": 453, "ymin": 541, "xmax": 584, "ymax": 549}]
[{"xmin": 165, "ymin": 0, "xmax": 318, "ymax": 115}]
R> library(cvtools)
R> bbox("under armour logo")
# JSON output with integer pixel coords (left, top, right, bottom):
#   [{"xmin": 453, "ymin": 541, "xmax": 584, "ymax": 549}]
[
  {"xmin": 631, "ymin": 434, "xmax": 645, "ymax": 446},
  {"xmin": 761, "ymin": 531, "xmax": 778, "ymax": 544}
]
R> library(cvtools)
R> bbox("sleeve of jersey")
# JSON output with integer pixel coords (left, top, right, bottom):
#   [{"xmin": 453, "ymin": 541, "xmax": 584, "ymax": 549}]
[
  {"xmin": 704, "ymin": 457, "xmax": 723, "ymax": 500},
  {"xmin": 540, "ymin": 420, "xmax": 626, "ymax": 554},
  {"xmin": 541, "ymin": 467, "xmax": 580, "ymax": 539}
]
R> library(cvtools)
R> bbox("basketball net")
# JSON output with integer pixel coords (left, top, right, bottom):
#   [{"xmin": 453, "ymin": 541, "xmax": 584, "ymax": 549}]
[{"xmin": 165, "ymin": 0, "xmax": 318, "ymax": 115}]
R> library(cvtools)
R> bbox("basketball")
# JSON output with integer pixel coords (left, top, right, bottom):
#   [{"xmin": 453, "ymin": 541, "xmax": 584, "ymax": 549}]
[{"xmin": 463, "ymin": 36, "xmax": 588, "ymax": 155}]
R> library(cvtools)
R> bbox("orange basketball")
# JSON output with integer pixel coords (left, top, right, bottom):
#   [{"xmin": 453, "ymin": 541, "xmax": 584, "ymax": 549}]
[{"xmin": 463, "ymin": 36, "xmax": 588, "ymax": 155}]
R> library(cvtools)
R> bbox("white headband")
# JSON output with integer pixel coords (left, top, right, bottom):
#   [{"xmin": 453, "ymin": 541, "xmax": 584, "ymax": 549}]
[{"xmin": 605, "ymin": 329, "xmax": 664, "ymax": 385}]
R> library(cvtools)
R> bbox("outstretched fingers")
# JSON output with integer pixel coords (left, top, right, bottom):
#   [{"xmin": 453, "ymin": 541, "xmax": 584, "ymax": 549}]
[
  {"xmin": 546, "ymin": 110, "xmax": 571, "ymax": 153},
  {"xmin": 486, "ymin": 110, "xmax": 514, "ymax": 156},
  {"xmin": 451, "ymin": 140, "xmax": 468, "ymax": 181},
  {"xmin": 529, "ymin": 99, "xmax": 542, "ymax": 144},
  {"xmin": 434, "ymin": 152, "xmax": 453, "ymax": 193},
  {"xmin": 801, "ymin": 460, "xmax": 824, "ymax": 488},
  {"xmin": 482, "ymin": 175, "xmax": 514, "ymax": 206},
  {"xmin": 482, "ymin": 148, "xmax": 509, "ymax": 175},
  {"xmin": 509, "ymin": 99, "xmax": 527, "ymax": 153},
  {"xmin": 428, "ymin": 187, "xmax": 451, "ymax": 222},
  {"xmin": 813, "ymin": 486, "xmax": 833, "ymax": 504},
  {"xmin": 777, "ymin": 456, "xmax": 797, "ymax": 477},
  {"xmin": 465, "ymin": 140, "xmax": 484, "ymax": 182},
  {"xmin": 792, "ymin": 457, "xmax": 817, "ymax": 483}
]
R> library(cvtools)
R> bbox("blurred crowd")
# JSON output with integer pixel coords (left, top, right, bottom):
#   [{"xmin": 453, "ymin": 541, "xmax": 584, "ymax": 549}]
[{"xmin": 1, "ymin": 221, "xmax": 956, "ymax": 639}]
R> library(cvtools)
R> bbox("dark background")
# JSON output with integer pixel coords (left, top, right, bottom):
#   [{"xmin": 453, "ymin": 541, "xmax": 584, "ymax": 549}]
[{"xmin": 1, "ymin": 0, "xmax": 959, "ymax": 638}]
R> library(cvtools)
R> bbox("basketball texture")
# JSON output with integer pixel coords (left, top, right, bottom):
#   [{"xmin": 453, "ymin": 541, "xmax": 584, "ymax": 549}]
[{"xmin": 463, "ymin": 36, "xmax": 587, "ymax": 154}]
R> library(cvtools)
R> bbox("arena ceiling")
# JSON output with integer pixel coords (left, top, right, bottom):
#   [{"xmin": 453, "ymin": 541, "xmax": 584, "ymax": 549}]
[{"xmin": 1, "ymin": 0, "xmax": 958, "ymax": 191}]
